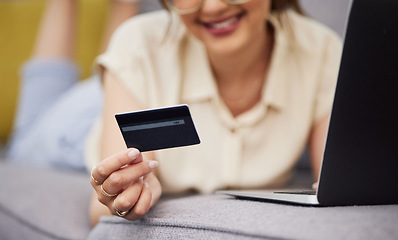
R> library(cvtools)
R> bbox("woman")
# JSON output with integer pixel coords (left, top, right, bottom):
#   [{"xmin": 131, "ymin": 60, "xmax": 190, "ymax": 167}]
[{"xmin": 89, "ymin": 0, "xmax": 342, "ymax": 225}]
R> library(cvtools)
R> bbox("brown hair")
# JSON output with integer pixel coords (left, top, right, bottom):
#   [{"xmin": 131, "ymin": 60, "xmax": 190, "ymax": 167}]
[{"xmin": 271, "ymin": 0, "xmax": 305, "ymax": 15}]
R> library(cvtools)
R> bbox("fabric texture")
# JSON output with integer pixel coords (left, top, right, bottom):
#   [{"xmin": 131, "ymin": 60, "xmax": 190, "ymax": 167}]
[
  {"xmin": 0, "ymin": 161, "xmax": 92, "ymax": 240},
  {"xmin": 2, "ymin": 160, "xmax": 397, "ymax": 240},
  {"xmin": 6, "ymin": 59, "xmax": 102, "ymax": 171},
  {"xmin": 88, "ymin": 193, "xmax": 398, "ymax": 240},
  {"xmin": 89, "ymin": 9, "xmax": 342, "ymax": 193}
]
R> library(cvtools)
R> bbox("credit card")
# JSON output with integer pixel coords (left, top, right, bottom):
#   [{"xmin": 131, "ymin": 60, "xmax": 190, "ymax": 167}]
[{"xmin": 115, "ymin": 105, "xmax": 201, "ymax": 152}]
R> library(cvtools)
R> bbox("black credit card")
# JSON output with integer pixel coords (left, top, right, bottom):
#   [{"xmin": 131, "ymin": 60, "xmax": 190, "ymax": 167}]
[{"xmin": 115, "ymin": 105, "xmax": 201, "ymax": 152}]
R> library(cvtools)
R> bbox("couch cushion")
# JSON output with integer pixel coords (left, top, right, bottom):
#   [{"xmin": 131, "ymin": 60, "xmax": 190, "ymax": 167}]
[
  {"xmin": 0, "ymin": 161, "xmax": 92, "ymax": 240},
  {"xmin": 89, "ymin": 194, "xmax": 398, "ymax": 240}
]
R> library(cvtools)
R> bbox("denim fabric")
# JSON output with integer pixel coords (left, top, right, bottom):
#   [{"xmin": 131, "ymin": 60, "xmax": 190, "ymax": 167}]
[{"xmin": 6, "ymin": 59, "xmax": 102, "ymax": 170}]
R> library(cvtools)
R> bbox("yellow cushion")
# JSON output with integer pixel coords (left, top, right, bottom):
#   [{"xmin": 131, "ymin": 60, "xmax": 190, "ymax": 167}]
[{"xmin": 0, "ymin": 0, "xmax": 107, "ymax": 143}]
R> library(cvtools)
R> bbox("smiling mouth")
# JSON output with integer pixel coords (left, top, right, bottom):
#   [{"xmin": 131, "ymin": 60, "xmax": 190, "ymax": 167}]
[{"xmin": 200, "ymin": 11, "xmax": 246, "ymax": 30}]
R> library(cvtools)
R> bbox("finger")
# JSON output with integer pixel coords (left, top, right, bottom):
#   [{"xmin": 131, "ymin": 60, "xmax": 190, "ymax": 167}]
[
  {"xmin": 112, "ymin": 179, "xmax": 144, "ymax": 215},
  {"xmin": 90, "ymin": 167, "xmax": 101, "ymax": 186},
  {"xmin": 101, "ymin": 160, "xmax": 158, "ymax": 196},
  {"xmin": 92, "ymin": 148, "xmax": 143, "ymax": 184},
  {"xmin": 125, "ymin": 184, "xmax": 152, "ymax": 221},
  {"xmin": 96, "ymin": 184, "xmax": 118, "ymax": 205}
]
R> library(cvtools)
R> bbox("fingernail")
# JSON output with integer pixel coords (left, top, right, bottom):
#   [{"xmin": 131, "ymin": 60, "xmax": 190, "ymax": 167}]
[
  {"xmin": 144, "ymin": 182, "xmax": 150, "ymax": 189},
  {"xmin": 148, "ymin": 160, "xmax": 158, "ymax": 169},
  {"xmin": 128, "ymin": 149, "xmax": 140, "ymax": 160}
]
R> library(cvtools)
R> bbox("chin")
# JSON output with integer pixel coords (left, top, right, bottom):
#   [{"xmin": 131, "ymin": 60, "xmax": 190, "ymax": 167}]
[{"xmin": 204, "ymin": 34, "xmax": 249, "ymax": 57}]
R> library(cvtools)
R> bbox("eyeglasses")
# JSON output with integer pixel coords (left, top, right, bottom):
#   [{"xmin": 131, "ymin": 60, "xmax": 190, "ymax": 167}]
[{"xmin": 164, "ymin": 0, "xmax": 252, "ymax": 15}]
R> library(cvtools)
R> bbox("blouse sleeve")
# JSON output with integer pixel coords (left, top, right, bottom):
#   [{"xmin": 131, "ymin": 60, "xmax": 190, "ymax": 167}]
[{"xmin": 95, "ymin": 17, "xmax": 152, "ymax": 107}]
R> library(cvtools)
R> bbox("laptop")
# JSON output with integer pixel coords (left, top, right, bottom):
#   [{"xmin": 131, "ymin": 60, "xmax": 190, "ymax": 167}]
[{"xmin": 217, "ymin": 0, "xmax": 398, "ymax": 206}]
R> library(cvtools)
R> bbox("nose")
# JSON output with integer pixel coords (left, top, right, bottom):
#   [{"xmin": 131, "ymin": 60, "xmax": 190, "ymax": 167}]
[{"xmin": 200, "ymin": 0, "xmax": 230, "ymax": 15}]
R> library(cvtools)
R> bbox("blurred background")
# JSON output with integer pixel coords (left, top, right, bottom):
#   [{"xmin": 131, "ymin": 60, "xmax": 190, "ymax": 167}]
[
  {"xmin": 0, "ymin": 0, "xmax": 108, "ymax": 146},
  {"xmin": 0, "ymin": 0, "xmax": 350, "ymax": 151}
]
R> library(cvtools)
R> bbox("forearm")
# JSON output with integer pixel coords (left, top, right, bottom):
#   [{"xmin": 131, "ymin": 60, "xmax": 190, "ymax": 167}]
[
  {"xmin": 100, "ymin": 69, "xmax": 144, "ymax": 160},
  {"xmin": 309, "ymin": 114, "xmax": 331, "ymax": 181},
  {"xmin": 33, "ymin": 0, "xmax": 77, "ymax": 59}
]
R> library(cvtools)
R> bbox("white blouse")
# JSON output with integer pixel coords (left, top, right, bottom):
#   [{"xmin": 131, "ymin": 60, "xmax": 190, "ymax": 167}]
[{"xmin": 86, "ymin": 9, "xmax": 342, "ymax": 193}]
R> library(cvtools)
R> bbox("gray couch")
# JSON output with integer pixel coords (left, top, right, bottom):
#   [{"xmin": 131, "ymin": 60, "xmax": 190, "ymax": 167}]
[
  {"xmin": 2, "ymin": 0, "xmax": 398, "ymax": 239},
  {"xmin": 1, "ymin": 160, "xmax": 398, "ymax": 240}
]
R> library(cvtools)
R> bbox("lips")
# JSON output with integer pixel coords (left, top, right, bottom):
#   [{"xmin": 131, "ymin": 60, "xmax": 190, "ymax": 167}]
[{"xmin": 199, "ymin": 11, "xmax": 246, "ymax": 36}]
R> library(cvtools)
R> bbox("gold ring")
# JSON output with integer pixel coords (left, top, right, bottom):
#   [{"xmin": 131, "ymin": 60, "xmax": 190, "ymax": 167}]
[
  {"xmin": 90, "ymin": 167, "xmax": 100, "ymax": 184},
  {"xmin": 91, "ymin": 174, "xmax": 100, "ymax": 184},
  {"xmin": 100, "ymin": 185, "xmax": 117, "ymax": 197},
  {"xmin": 113, "ymin": 200, "xmax": 130, "ymax": 217}
]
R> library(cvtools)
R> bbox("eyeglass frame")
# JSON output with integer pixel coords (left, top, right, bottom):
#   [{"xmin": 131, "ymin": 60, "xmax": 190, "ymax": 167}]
[{"xmin": 164, "ymin": 0, "xmax": 252, "ymax": 15}]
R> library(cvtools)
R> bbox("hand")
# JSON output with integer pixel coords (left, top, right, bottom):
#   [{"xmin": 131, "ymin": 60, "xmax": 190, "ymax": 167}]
[
  {"xmin": 312, "ymin": 181, "xmax": 319, "ymax": 190},
  {"xmin": 90, "ymin": 148, "xmax": 160, "ymax": 221}
]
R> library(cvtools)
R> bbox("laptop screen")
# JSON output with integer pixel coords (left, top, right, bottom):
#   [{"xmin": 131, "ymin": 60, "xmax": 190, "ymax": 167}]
[{"xmin": 318, "ymin": 0, "xmax": 398, "ymax": 205}]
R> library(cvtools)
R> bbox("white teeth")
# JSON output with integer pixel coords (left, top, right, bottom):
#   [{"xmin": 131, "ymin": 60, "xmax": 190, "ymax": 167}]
[{"xmin": 209, "ymin": 16, "xmax": 238, "ymax": 29}]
